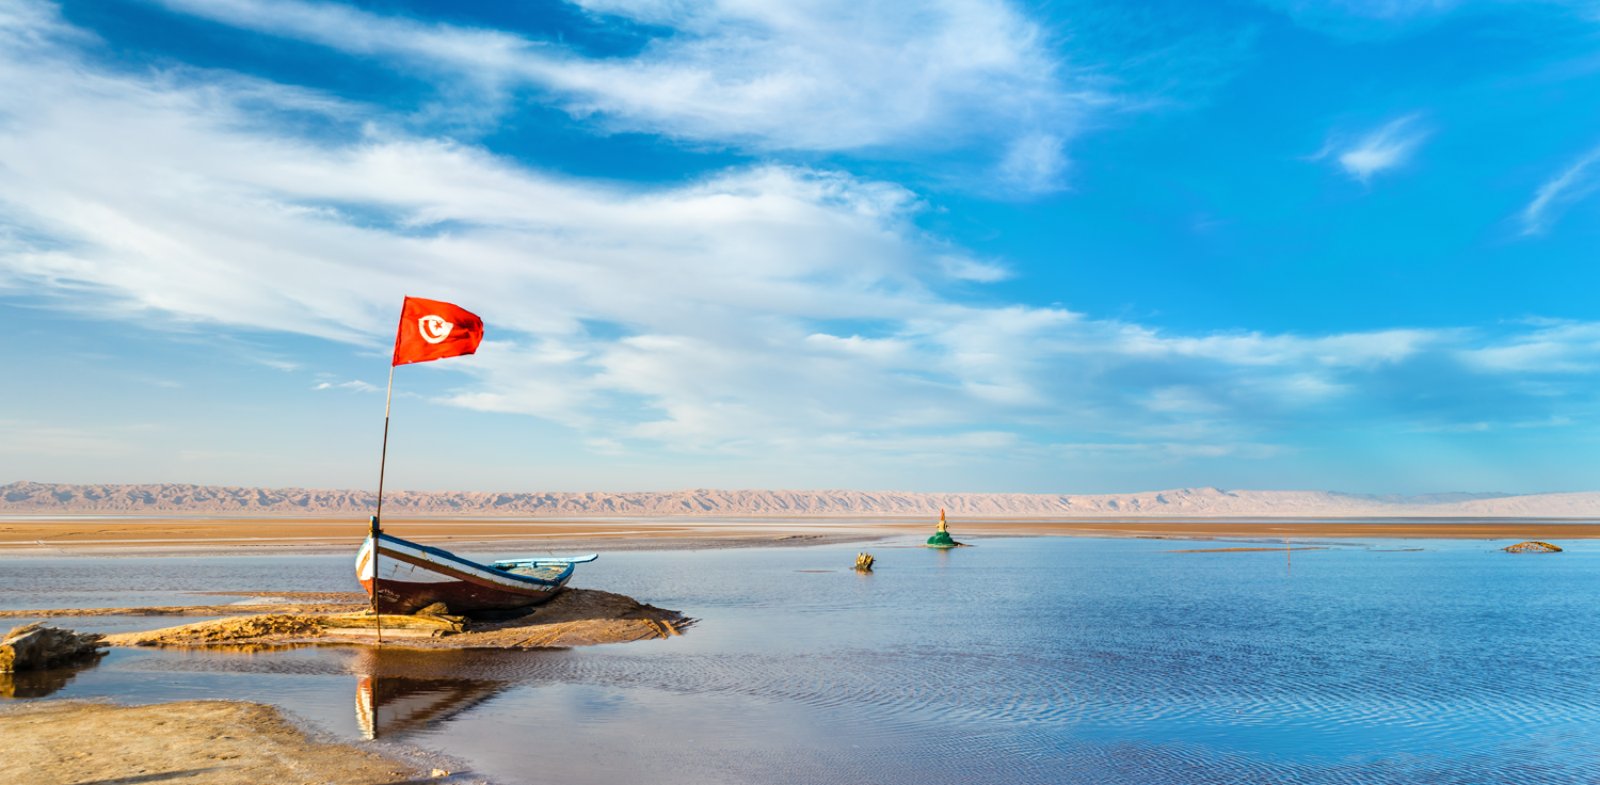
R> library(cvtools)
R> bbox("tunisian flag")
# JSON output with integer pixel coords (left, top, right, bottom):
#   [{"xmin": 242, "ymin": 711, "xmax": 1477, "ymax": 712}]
[{"xmin": 392, "ymin": 296, "xmax": 484, "ymax": 366}]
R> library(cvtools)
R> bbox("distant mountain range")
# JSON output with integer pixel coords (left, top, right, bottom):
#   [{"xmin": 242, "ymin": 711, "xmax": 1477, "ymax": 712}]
[{"xmin": 3, "ymin": 481, "xmax": 1597, "ymax": 518}]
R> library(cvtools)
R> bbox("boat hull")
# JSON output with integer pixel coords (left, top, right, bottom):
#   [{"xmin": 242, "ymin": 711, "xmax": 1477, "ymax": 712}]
[{"xmin": 356, "ymin": 533, "xmax": 574, "ymax": 615}]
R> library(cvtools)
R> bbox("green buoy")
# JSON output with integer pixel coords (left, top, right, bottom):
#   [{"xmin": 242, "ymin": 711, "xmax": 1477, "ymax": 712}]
[{"xmin": 926, "ymin": 508, "xmax": 960, "ymax": 548}]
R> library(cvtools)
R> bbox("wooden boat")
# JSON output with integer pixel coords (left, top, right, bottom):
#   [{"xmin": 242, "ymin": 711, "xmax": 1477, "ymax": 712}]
[
  {"xmin": 356, "ymin": 531, "xmax": 597, "ymax": 615},
  {"xmin": 357, "ymin": 299, "xmax": 601, "ymax": 619}
]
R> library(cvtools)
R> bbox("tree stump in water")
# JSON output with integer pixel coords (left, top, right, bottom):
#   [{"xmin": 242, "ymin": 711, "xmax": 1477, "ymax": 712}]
[{"xmin": 0, "ymin": 623, "xmax": 105, "ymax": 672}]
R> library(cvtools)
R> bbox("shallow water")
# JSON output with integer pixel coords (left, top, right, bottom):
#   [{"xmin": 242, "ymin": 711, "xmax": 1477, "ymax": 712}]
[{"xmin": 4, "ymin": 536, "xmax": 1600, "ymax": 783}]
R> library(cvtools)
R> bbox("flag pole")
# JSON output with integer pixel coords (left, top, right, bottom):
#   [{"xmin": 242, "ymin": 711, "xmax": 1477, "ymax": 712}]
[
  {"xmin": 367, "ymin": 295, "xmax": 481, "ymax": 644},
  {"xmin": 371, "ymin": 362, "xmax": 396, "ymax": 644}
]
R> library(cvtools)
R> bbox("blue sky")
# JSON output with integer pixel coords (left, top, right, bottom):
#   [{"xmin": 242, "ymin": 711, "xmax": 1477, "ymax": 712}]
[{"xmin": 4, "ymin": 0, "xmax": 1600, "ymax": 494}]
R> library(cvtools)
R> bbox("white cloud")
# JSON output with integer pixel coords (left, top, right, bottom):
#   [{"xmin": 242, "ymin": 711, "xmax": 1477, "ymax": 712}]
[
  {"xmin": 313, "ymin": 380, "xmax": 378, "ymax": 393},
  {"xmin": 152, "ymin": 0, "xmax": 530, "ymax": 70},
  {"xmin": 936, "ymin": 255, "xmax": 1012, "ymax": 283},
  {"xmin": 149, "ymin": 0, "xmax": 1107, "ymax": 192},
  {"xmin": 996, "ymin": 133, "xmax": 1070, "ymax": 196},
  {"xmin": 1112, "ymin": 326, "xmax": 1442, "ymax": 368},
  {"xmin": 1519, "ymin": 143, "xmax": 1600, "ymax": 236},
  {"xmin": 2, "ymin": 2, "xmax": 1596, "ymax": 471},
  {"xmin": 1314, "ymin": 114, "xmax": 1430, "ymax": 183},
  {"xmin": 1458, "ymin": 321, "xmax": 1600, "ymax": 373}
]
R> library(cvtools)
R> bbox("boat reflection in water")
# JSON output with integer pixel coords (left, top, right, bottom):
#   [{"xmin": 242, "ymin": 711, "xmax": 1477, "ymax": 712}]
[{"xmin": 351, "ymin": 646, "xmax": 508, "ymax": 740}]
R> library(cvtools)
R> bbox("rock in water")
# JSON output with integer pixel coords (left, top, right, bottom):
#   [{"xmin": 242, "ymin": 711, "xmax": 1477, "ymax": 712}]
[
  {"xmin": 0, "ymin": 623, "xmax": 105, "ymax": 672},
  {"xmin": 1504, "ymin": 541, "xmax": 1563, "ymax": 553}
]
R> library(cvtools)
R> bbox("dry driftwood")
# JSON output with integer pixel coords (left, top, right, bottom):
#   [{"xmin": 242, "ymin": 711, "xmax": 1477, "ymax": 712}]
[
  {"xmin": 318, "ymin": 611, "xmax": 466, "ymax": 634},
  {"xmin": 0, "ymin": 624, "xmax": 105, "ymax": 672}
]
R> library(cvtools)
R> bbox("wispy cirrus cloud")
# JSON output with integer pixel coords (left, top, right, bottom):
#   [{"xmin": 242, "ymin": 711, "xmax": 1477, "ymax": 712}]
[
  {"xmin": 313, "ymin": 380, "xmax": 378, "ymax": 393},
  {"xmin": 144, "ymin": 0, "xmax": 1115, "ymax": 194},
  {"xmin": 1312, "ymin": 113, "xmax": 1430, "ymax": 183},
  {"xmin": 1458, "ymin": 320, "xmax": 1600, "ymax": 373},
  {"xmin": 1518, "ymin": 143, "xmax": 1600, "ymax": 236}
]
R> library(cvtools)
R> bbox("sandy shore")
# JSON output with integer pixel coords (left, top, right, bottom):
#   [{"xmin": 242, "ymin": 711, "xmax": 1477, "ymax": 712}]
[
  {"xmin": 0, "ymin": 516, "xmax": 883, "ymax": 554},
  {"xmin": 2, "ymin": 515, "xmax": 1598, "ymax": 555},
  {"xmin": 0, "ymin": 699, "xmax": 451, "ymax": 785}
]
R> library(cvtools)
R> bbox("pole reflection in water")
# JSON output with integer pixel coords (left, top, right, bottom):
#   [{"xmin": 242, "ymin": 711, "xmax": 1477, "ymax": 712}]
[{"xmin": 351, "ymin": 646, "xmax": 508, "ymax": 740}]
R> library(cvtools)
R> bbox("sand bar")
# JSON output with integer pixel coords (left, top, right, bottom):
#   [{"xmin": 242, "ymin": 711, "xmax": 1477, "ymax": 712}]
[
  {"xmin": 2, "ymin": 516, "xmax": 1600, "ymax": 555},
  {"xmin": 80, "ymin": 588, "xmax": 691, "ymax": 649},
  {"xmin": 0, "ymin": 700, "xmax": 444, "ymax": 785}
]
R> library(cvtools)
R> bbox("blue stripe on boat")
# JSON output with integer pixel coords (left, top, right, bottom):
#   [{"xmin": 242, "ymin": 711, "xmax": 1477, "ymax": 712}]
[{"xmin": 378, "ymin": 533, "xmax": 574, "ymax": 588}]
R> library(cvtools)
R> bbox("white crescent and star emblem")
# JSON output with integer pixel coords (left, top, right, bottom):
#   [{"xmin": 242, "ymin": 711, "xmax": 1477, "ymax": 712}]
[{"xmin": 418, "ymin": 315, "xmax": 453, "ymax": 344}]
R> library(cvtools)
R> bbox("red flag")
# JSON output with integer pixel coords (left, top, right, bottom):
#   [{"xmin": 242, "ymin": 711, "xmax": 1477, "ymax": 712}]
[{"xmin": 392, "ymin": 296, "xmax": 484, "ymax": 367}]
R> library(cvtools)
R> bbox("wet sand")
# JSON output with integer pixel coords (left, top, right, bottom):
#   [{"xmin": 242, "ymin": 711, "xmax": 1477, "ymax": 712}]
[
  {"xmin": 2, "ymin": 515, "xmax": 1599, "ymax": 555},
  {"xmin": 0, "ymin": 700, "xmax": 442, "ymax": 785}
]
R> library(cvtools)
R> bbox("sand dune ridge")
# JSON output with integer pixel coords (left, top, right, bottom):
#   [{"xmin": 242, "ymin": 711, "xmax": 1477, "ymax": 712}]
[{"xmin": 2, "ymin": 481, "xmax": 1595, "ymax": 518}]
